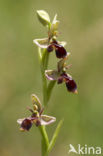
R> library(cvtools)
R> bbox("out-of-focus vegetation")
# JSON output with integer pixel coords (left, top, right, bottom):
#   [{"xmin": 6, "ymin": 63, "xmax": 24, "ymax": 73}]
[{"xmin": 0, "ymin": 0, "xmax": 103, "ymax": 156}]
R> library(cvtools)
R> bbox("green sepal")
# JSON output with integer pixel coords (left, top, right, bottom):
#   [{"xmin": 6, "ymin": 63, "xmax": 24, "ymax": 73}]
[
  {"xmin": 40, "ymin": 115, "xmax": 56, "ymax": 126},
  {"xmin": 31, "ymin": 94, "xmax": 42, "ymax": 112},
  {"xmin": 33, "ymin": 38, "xmax": 49, "ymax": 48},
  {"xmin": 45, "ymin": 70, "xmax": 59, "ymax": 81},
  {"xmin": 57, "ymin": 59, "xmax": 65, "ymax": 72}
]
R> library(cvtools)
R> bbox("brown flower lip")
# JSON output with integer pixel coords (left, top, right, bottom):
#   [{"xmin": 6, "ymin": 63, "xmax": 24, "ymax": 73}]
[
  {"xmin": 20, "ymin": 118, "xmax": 33, "ymax": 131},
  {"xmin": 66, "ymin": 79, "xmax": 77, "ymax": 93},
  {"xmin": 53, "ymin": 43, "xmax": 67, "ymax": 58},
  {"xmin": 62, "ymin": 73, "xmax": 77, "ymax": 93},
  {"xmin": 47, "ymin": 41, "xmax": 67, "ymax": 58}
]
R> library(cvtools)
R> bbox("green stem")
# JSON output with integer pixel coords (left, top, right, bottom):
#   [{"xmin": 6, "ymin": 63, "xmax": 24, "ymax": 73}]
[
  {"xmin": 42, "ymin": 71, "xmax": 47, "ymax": 106},
  {"xmin": 41, "ymin": 138, "xmax": 47, "ymax": 156},
  {"xmin": 39, "ymin": 126, "xmax": 49, "ymax": 156},
  {"xmin": 38, "ymin": 48, "xmax": 49, "ymax": 156},
  {"xmin": 38, "ymin": 47, "xmax": 56, "ymax": 156},
  {"xmin": 38, "ymin": 47, "xmax": 56, "ymax": 106},
  {"xmin": 39, "ymin": 126, "xmax": 49, "ymax": 147},
  {"xmin": 38, "ymin": 48, "xmax": 49, "ymax": 106},
  {"xmin": 47, "ymin": 81, "xmax": 56, "ymax": 103}
]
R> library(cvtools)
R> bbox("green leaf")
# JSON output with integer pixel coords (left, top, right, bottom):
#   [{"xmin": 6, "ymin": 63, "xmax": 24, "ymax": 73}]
[
  {"xmin": 33, "ymin": 38, "xmax": 49, "ymax": 48},
  {"xmin": 37, "ymin": 10, "xmax": 50, "ymax": 26},
  {"xmin": 48, "ymin": 119, "xmax": 64, "ymax": 153}
]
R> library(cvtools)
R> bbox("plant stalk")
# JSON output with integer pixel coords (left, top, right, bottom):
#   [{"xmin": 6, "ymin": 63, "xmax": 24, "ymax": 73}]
[
  {"xmin": 38, "ymin": 47, "xmax": 56, "ymax": 156},
  {"xmin": 38, "ymin": 48, "xmax": 49, "ymax": 156},
  {"xmin": 39, "ymin": 126, "xmax": 49, "ymax": 156}
]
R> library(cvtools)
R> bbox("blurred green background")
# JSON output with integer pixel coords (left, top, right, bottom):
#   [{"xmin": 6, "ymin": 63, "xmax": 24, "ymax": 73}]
[{"xmin": 0, "ymin": 0, "xmax": 103, "ymax": 156}]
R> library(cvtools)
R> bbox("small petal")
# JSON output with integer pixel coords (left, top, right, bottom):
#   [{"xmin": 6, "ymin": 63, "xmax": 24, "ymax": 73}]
[
  {"xmin": 45, "ymin": 70, "xmax": 59, "ymax": 81},
  {"xmin": 65, "ymin": 64, "xmax": 72, "ymax": 71},
  {"xmin": 62, "ymin": 73, "xmax": 72, "ymax": 80},
  {"xmin": 35, "ymin": 120, "xmax": 41, "ymax": 126},
  {"xmin": 52, "ymin": 40, "xmax": 58, "ymax": 44},
  {"xmin": 47, "ymin": 44, "xmax": 54, "ymax": 52},
  {"xmin": 40, "ymin": 115, "xmax": 56, "ymax": 126},
  {"xmin": 57, "ymin": 76, "xmax": 63, "ymax": 84},
  {"xmin": 58, "ymin": 41, "xmax": 67, "ymax": 47},
  {"xmin": 17, "ymin": 118, "xmax": 25, "ymax": 125},
  {"xmin": 63, "ymin": 52, "xmax": 71, "ymax": 60}
]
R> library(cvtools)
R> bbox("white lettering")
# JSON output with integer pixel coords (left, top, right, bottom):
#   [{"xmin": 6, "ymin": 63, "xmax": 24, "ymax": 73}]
[
  {"xmin": 88, "ymin": 147, "xmax": 95, "ymax": 154},
  {"xmin": 68, "ymin": 144, "xmax": 102, "ymax": 155},
  {"xmin": 78, "ymin": 144, "xmax": 84, "ymax": 154},
  {"xmin": 96, "ymin": 147, "xmax": 101, "ymax": 155}
]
